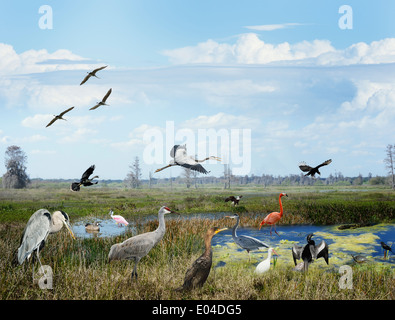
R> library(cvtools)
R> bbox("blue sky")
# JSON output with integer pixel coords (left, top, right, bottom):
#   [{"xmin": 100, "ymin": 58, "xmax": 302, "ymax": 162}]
[{"xmin": 1, "ymin": 1, "xmax": 395, "ymax": 180}]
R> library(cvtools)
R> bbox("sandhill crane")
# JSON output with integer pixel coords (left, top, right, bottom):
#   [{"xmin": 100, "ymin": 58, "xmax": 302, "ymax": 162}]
[
  {"xmin": 80, "ymin": 65, "xmax": 107, "ymax": 85},
  {"xmin": 292, "ymin": 233, "xmax": 329, "ymax": 272},
  {"xmin": 155, "ymin": 144, "xmax": 221, "ymax": 174},
  {"xmin": 13, "ymin": 209, "xmax": 75, "ymax": 278},
  {"xmin": 299, "ymin": 159, "xmax": 332, "ymax": 177},
  {"xmin": 176, "ymin": 227, "xmax": 227, "ymax": 291},
  {"xmin": 70, "ymin": 165, "xmax": 99, "ymax": 191},
  {"xmin": 108, "ymin": 206, "xmax": 178, "ymax": 280},
  {"xmin": 226, "ymin": 213, "xmax": 269, "ymax": 261},
  {"xmin": 89, "ymin": 88, "xmax": 112, "ymax": 110},
  {"xmin": 45, "ymin": 106, "xmax": 74, "ymax": 127}
]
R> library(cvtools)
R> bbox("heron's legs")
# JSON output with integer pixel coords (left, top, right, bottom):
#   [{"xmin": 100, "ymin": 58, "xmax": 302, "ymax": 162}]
[{"xmin": 155, "ymin": 164, "xmax": 172, "ymax": 173}]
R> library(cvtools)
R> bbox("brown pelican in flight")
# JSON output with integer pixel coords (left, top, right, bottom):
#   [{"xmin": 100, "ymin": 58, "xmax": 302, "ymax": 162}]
[
  {"xmin": 45, "ymin": 106, "xmax": 74, "ymax": 128},
  {"xmin": 89, "ymin": 88, "xmax": 112, "ymax": 110},
  {"xmin": 80, "ymin": 66, "xmax": 107, "ymax": 85}
]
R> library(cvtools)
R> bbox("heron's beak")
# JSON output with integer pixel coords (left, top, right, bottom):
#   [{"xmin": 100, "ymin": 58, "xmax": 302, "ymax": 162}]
[
  {"xmin": 64, "ymin": 221, "xmax": 76, "ymax": 240},
  {"xmin": 214, "ymin": 227, "xmax": 227, "ymax": 235}
]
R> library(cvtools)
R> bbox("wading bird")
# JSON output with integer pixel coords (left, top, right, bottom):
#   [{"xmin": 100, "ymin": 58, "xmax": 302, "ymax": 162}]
[
  {"xmin": 381, "ymin": 241, "xmax": 393, "ymax": 258},
  {"xmin": 176, "ymin": 226, "xmax": 227, "ymax": 291},
  {"xmin": 292, "ymin": 233, "xmax": 329, "ymax": 272},
  {"xmin": 89, "ymin": 88, "xmax": 112, "ymax": 110},
  {"xmin": 259, "ymin": 193, "xmax": 288, "ymax": 236},
  {"xmin": 255, "ymin": 247, "xmax": 278, "ymax": 274},
  {"xmin": 109, "ymin": 209, "xmax": 129, "ymax": 227},
  {"xmin": 108, "ymin": 206, "xmax": 178, "ymax": 280},
  {"xmin": 70, "ymin": 165, "xmax": 99, "ymax": 192},
  {"xmin": 225, "ymin": 195, "xmax": 243, "ymax": 206},
  {"xmin": 351, "ymin": 254, "xmax": 368, "ymax": 264},
  {"xmin": 80, "ymin": 66, "xmax": 107, "ymax": 85},
  {"xmin": 13, "ymin": 209, "xmax": 75, "ymax": 277},
  {"xmin": 154, "ymin": 144, "xmax": 221, "ymax": 174},
  {"xmin": 85, "ymin": 222, "xmax": 101, "ymax": 232},
  {"xmin": 298, "ymin": 159, "xmax": 332, "ymax": 177},
  {"xmin": 45, "ymin": 106, "xmax": 74, "ymax": 127},
  {"xmin": 226, "ymin": 213, "xmax": 269, "ymax": 261}
]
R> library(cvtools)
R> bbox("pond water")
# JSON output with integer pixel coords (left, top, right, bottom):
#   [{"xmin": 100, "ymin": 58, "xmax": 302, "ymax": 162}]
[{"xmin": 72, "ymin": 213, "xmax": 394, "ymax": 270}]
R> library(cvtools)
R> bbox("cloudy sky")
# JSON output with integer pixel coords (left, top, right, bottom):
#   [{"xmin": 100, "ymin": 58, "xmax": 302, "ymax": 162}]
[{"xmin": 1, "ymin": 0, "xmax": 395, "ymax": 180}]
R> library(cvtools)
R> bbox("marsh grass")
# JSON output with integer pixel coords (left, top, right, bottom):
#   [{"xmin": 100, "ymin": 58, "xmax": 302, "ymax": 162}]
[{"xmin": 0, "ymin": 186, "xmax": 394, "ymax": 300}]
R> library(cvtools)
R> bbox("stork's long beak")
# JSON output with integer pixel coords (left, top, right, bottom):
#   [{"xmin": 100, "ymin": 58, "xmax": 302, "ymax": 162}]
[
  {"xmin": 214, "ymin": 227, "xmax": 228, "ymax": 235},
  {"xmin": 64, "ymin": 221, "xmax": 76, "ymax": 240}
]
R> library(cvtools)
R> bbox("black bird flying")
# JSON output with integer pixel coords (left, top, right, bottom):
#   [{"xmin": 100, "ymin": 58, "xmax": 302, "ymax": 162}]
[
  {"xmin": 70, "ymin": 165, "xmax": 99, "ymax": 192},
  {"xmin": 299, "ymin": 159, "xmax": 332, "ymax": 177}
]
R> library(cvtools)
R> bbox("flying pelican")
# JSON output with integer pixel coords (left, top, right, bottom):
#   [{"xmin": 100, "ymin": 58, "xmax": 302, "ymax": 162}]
[
  {"xmin": 89, "ymin": 88, "xmax": 112, "ymax": 110},
  {"xmin": 259, "ymin": 193, "xmax": 288, "ymax": 236},
  {"xmin": 176, "ymin": 226, "xmax": 227, "ymax": 291},
  {"xmin": 225, "ymin": 195, "xmax": 243, "ymax": 206},
  {"xmin": 85, "ymin": 222, "xmax": 101, "ymax": 232},
  {"xmin": 299, "ymin": 159, "xmax": 332, "ymax": 177},
  {"xmin": 381, "ymin": 241, "xmax": 393, "ymax": 258},
  {"xmin": 108, "ymin": 206, "xmax": 178, "ymax": 280},
  {"xmin": 292, "ymin": 233, "xmax": 329, "ymax": 272},
  {"xmin": 45, "ymin": 106, "xmax": 74, "ymax": 127},
  {"xmin": 70, "ymin": 165, "xmax": 99, "ymax": 192},
  {"xmin": 155, "ymin": 145, "xmax": 221, "ymax": 174},
  {"xmin": 226, "ymin": 213, "xmax": 269, "ymax": 261},
  {"xmin": 80, "ymin": 65, "xmax": 107, "ymax": 85},
  {"xmin": 13, "ymin": 209, "xmax": 76, "ymax": 277},
  {"xmin": 255, "ymin": 247, "xmax": 278, "ymax": 274},
  {"xmin": 109, "ymin": 209, "xmax": 129, "ymax": 227}
]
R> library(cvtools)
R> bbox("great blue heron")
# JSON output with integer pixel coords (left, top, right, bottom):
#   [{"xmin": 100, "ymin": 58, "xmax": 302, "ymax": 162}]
[
  {"xmin": 45, "ymin": 106, "xmax": 74, "ymax": 127},
  {"xmin": 80, "ymin": 65, "xmax": 107, "ymax": 85},
  {"xmin": 225, "ymin": 195, "xmax": 243, "ymax": 206},
  {"xmin": 298, "ymin": 159, "xmax": 332, "ymax": 177},
  {"xmin": 259, "ymin": 193, "xmax": 288, "ymax": 236},
  {"xmin": 255, "ymin": 247, "xmax": 278, "ymax": 274},
  {"xmin": 226, "ymin": 213, "xmax": 269, "ymax": 260},
  {"xmin": 85, "ymin": 222, "xmax": 101, "ymax": 231},
  {"xmin": 89, "ymin": 88, "xmax": 112, "ymax": 110},
  {"xmin": 155, "ymin": 144, "xmax": 221, "ymax": 174},
  {"xmin": 70, "ymin": 165, "xmax": 99, "ymax": 192},
  {"xmin": 292, "ymin": 233, "xmax": 329, "ymax": 272},
  {"xmin": 176, "ymin": 226, "xmax": 227, "ymax": 291},
  {"xmin": 108, "ymin": 206, "xmax": 178, "ymax": 280},
  {"xmin": 13, "ymin": 209, "xmax": 76, "ymax": 277}
]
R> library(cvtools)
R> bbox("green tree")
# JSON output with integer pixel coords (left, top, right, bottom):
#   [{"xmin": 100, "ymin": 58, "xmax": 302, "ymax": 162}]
[{"xmin": 2, "ymin": 145, "xmax": 30, "ymax": 189}]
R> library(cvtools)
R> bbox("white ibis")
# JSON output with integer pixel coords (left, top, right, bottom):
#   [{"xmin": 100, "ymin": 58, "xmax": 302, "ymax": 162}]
[
  {"xmin": 70, "ymin": 165, "xmax": 99, "ymax": 192},
  {"xmin": 225, "ymin": 195, "xmax": 243, "ymax": 206},
  {"xmin": 292, "ymin": 233, "xmax": 329, "ymax": 272},
  {"xmin": 46, "ymin": 106, "xmax": 74, "ymax": 127},
  {"xmin": 299, "ymin": 159, "xmax": 332, "ymax": 177},
  {"xmin": 108, "ymin": 206, "xmax": 178, "ymax": 280},
  {"xmin": 255, "ymin": 247, "xmax": 278, "ymax": 274},
  {"xmin": 226, "ymin": 213, "xmax": 269, "ymax": 261},
  {"xmin": 89, "ymin": 88, "xmax": 112, "ymax": 110},
  {"xmin": 80, "ymin": 65, "xmax": 107, "ymax": 85},
  {"xmin": 155, "ymin": 144, "xmax": 221, "ymax": 174}
]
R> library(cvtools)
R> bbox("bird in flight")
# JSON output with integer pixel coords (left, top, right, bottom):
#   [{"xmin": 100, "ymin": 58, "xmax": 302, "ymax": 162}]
[
  {"xmin": 299, "ymin": 159, "xmax": 332, "ymax": 177},
  {"xmin": 89, "ymin": 88, "xmax": 112, "ymax": 110},
  {"xmin": 45, "ymin": 106, "xmax": 74, "ymax": 128},
  {"xmin": 70, "ymin": 165, "xmax": 99, "ymax": 191},
  {"xmin": 80, "ymin": 66, "xmax": 107, "ymax": 85},
  {"xmin": 155, "ymin": 144, "xmax": 221, "ymax": 174}
]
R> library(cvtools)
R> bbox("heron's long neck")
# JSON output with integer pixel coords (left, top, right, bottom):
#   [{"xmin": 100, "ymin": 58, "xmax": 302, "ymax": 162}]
[
  {"xmin": 279, "ymin": 195, "xmax": 284, "ymax": 218},
  {"xmin": 232, "ymin": 217, "xmax": 239, "ymax": 239}
]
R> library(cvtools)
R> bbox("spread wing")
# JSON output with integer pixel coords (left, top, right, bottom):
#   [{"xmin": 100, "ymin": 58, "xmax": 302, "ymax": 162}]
[
  {"xmin": 315, "ymin": 240, "xmax": 329, "ymax": 264},
  {"xmin": 299, "ymin": 162, "xmax": 313, "ymax": 172},
  {"xmin": 102, "ymin": 88, "xmax": 112, "ymax": 103},
  {"xmin": 46, "ymin": 117, "xmax": 57, "ymax": 128},
  {"xmin": 225, "ymin": 196, "xmax": 236, "ymax": 202},
  {"xmin": 80, "ymin": 165, "xmax": 95, "ymax": 182},
  {"xmin": 180, "ymin": 163, "xmax": 209, "ymax": 174},
  {"xmin": 292, "ymin": 244, "xmax": 303, "ymax": 265},
  {"xmin": 316, "ymin": 159, "xmax": 332, "ymax": 169},
  {"xmin": 92, "ymin": 65, "xmax": 107, "ymax": 74},
  {"xmin": 70, "ymin": 182, "xmax": 81, "ymax": 192},
  {"xmin": 89, "ymin": 103, "xmax": 101, "ymax": 110},
  {"xmin": 59, "ymin": 106, "xmax": 74, "ymax": 117},
  {"xmin": 80, "ymin": 74, "xmax": 91, "ymax": 85}
]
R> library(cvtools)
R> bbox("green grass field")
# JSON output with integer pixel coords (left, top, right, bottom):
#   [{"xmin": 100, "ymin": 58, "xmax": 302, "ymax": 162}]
[{"xmin": 0, "ymin": 185, "xmax": 394, "ymax": 300}]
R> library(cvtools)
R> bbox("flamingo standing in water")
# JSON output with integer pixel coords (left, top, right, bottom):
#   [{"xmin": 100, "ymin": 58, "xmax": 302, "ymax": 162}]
[
  {"xmin": 258, "ymin": 193, "xmax": 288, "ymax": 236},
  {"xmin": 110, "ymin": 209, "xmax": 129, "ymax": 227}
]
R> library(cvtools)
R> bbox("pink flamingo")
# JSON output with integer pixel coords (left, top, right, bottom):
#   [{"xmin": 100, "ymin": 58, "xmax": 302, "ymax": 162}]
[
  {"xmin": 259, "ymin": 193, "xmax": 288, "ymax": 236},
  {"xmin": 110, "ymin": 209, "xmax": 129, "ymax": 227}
]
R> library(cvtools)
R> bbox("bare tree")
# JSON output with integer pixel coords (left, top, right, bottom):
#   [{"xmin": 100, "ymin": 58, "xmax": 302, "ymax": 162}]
[
  {"xmin": 182, "ymin": 167, "xmax": 192, "ymax": 188},
  {"xmin": 125, "ymin": 156, "xmax": 142, "ymax": 188},
  {"xmin": 384, "ymin": 144, "xmax": 395, "ymax": 189},
  {"xmin": 2, "ymin": 145, "xmax": 30, "ymax": 189}
]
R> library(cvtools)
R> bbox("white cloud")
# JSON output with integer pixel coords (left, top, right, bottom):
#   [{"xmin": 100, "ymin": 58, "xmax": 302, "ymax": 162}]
[
  {"xmin": 181, "ymin": 112, "xmax": 260, "ymax": 130},
  {"xmin": 244, "ymin": 23, "xmax": 304, "ymax": 31}
]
